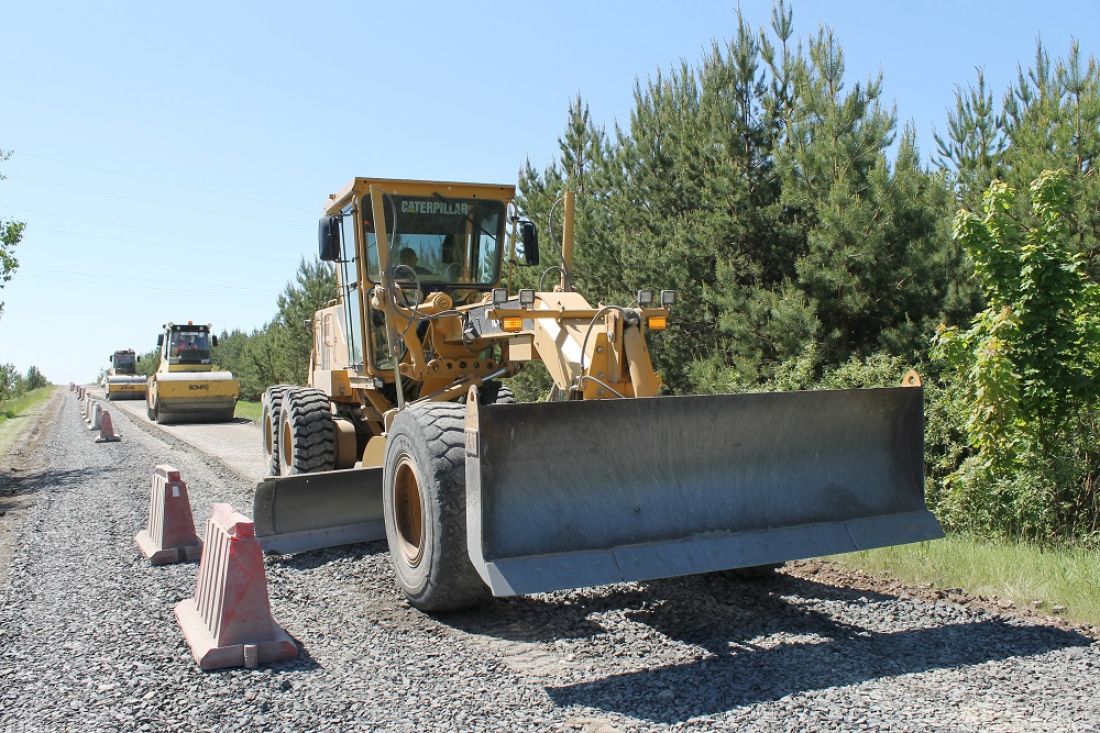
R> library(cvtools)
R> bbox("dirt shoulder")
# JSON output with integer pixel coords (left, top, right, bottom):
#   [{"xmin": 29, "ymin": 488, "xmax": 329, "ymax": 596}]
[{"xmin": 0, "ymin": 387, "xmax": 64, "ymax": 589}]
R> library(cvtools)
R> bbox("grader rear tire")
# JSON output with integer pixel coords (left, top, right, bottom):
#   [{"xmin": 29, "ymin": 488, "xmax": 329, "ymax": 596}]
[
  {"xmin": 277, "ymin": 388, "xmax": 337, "ymax": 475},
  {"xmin": 383, "ymin": 402, "xmax": 490, "ymax": 612},
  {"xmin": 261, "ymin": 385, "xmax": 293, "ymax": 476}
]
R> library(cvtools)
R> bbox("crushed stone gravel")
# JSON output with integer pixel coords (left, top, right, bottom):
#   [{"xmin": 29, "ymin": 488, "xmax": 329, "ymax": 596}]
[{"xmin": 0, "ymin": 392, "xmax": 1098, "ymax": 732}]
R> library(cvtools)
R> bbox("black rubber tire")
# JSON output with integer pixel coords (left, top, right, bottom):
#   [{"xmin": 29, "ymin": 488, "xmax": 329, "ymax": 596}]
[
  {"xmin": 260, "ymin": 385, "xmax": 293, "ymax": 477},
  {"xmin": 383, "ymin": 402, "xmax": 490, "ymax": 612},
  {"xmin": 277, "ymin": 388, "xmax": 337, "ymax": 475},
  {"xmin": 461, "ymin": 381, "xmax": 517, "ymax": 405}
]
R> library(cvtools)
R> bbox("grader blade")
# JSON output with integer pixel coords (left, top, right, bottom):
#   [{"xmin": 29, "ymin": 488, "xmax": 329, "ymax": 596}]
[
  {"xmin": 465, "ymin": 386, "xmax": 941, "ymax": 596},
  {"xmin": 253, "ymin": 467, "xmax": 385, "ymax": 554}
]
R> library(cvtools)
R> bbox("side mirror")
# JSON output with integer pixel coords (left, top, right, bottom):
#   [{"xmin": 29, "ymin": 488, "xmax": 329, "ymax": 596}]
[
  {"xmin": 520, "ymin": 221, "xmax": 540, "ymax": 266},
  {"xmin": 318, "ymin": 215, "xmax": 342, "ymax": 261},
  {"xmin": 212, "ymin": 335, "xmax": 219, "ymax": 348},
  {"xmin": 156, "ymin": 335, "xmax": 164, "ymax": 347},
  {"xmin": 136, "ymin": 356, "xmax": 141, "ymax": 363}
]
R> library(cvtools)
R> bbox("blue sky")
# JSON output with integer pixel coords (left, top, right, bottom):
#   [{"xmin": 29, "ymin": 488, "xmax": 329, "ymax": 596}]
[{"xmin": 2, "ymin": 1, "xmax": 1097, "ymax": 384}]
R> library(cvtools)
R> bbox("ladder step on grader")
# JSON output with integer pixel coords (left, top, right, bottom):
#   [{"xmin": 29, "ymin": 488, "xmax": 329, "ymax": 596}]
[{"xmin": 254, "ymin": 178, "xmax": 942, "ymax": 612}]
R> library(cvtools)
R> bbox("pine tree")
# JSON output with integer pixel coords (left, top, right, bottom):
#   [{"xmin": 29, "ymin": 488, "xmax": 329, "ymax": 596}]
[
  {"xmin": 938, "ymin": 40, "xmax": 1100, "ymax": 281},
  {"xmin": 518, "ymin": 3, "xmax": 958, "ymax": 393}
]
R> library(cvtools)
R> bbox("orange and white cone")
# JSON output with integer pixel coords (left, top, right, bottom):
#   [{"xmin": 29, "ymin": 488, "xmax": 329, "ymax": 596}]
[
  {"xmin": 174, "ymin": 503, "xmax": 296, "ymax": 670},
  {"xmin": 135, "ymin": 465, "xmax": 200, "ymax": 563},
  {"xmin": 95, "ymin": 411, "xmax": 121, "ymax": 443}
]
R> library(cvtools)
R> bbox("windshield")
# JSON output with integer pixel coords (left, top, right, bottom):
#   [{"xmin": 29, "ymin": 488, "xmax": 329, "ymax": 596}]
[
  {"xmin": 363, "ymin": 195, "xmax": 505, "ymax": 286},
  {"xmin": 113, "ymin": 354, "xmax": 136, "ymax": 372},
  {"xmin": 168, "ymin": 330, "xmax": 212, "ymax": 366}
]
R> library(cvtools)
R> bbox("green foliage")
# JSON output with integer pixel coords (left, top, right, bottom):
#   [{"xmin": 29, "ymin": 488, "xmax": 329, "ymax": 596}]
[
  {"xmin": 0, "ymin": 363, "xmax": 20, "ymax": 400},
  {"xmin": 518, "ymin": 3, "xmax": 963, "ymax": 394},
  {"xmin": 937, "ymin": 41, "xmax": 1100, "ymax": 282},
  {"xmin": 136, "ymin": 348, "xmax": 160, "ymax": 377},
  {"xmin": 933, "ymin": 171, "xmax": 1100, "ymax": 543},
  {"xmin": 0, "ymin": 364, "xmax": 48, "ymax": 400},
  {"xmin": 0, "ymin": 150, "xmax": 26, "ymax": 320},
  {"xmin": 212, "ymin": 258, "xmax": 337, "ymax": 400},
  {"xmin": 23, "ymin": 366, "xmax": 48, "ymax": 391}
]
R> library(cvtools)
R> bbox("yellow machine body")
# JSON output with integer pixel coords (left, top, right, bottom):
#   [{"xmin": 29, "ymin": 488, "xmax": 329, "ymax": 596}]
[
  {"xmin": 146, "ymin": 322, "xmax": 239, "ymax": 424},
  {"xmin": 105, "ymin": 349, "xmax": 148, "ymax": 401},
  {"xmin": 253, "ymin": 178, "xmax": 942, "ymax": 608}
]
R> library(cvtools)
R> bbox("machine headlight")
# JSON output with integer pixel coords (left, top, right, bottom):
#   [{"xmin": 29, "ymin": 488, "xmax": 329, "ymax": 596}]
[{"xmin": 637, "ymin": 289, "xmax": 655, "ymax": 306}]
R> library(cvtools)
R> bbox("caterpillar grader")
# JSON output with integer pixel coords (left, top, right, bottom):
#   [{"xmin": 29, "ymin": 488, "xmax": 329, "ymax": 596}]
[
  {"xmin": 104, "ymin": 349, "xmax": 147, "ymax": 400},
  {"xmin": 145, "ymin": 322, "xmax": 240, "ymax": 424},
  {"xmin": 254, "ymin": 177, "xmax": 942, "ymax": 612}
]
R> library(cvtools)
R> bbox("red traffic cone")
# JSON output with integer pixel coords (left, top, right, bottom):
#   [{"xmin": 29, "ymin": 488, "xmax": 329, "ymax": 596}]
[
  {"xmin": 135, "ymin": 465, "xmax": 201, "ymax": 564},
  {"xmin": 95, "ymin": 411, "xmax": 121, "ymax": 443},
  {"xmin": 174, "ymin": 503, "xmax": 296, "ymax": 670}
]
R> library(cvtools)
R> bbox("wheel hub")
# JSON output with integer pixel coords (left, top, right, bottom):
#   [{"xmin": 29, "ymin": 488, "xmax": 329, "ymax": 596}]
[{"xmin": 393, "ymin": 455, "xmax": 425, "ymax": 567}]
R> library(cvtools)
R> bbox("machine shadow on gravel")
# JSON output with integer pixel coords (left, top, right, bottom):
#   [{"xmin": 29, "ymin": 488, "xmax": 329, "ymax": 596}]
[
  {"xmin": 441, "ymin": 585, "xmax": 663, "ymax": 643},
  {"xmin": 0, "ymin": 466, "xmax": 107, "ymax": 511},
  {"xmin": 542, "ymin": 573, "xmax": 1094, "ymax": 724},
  {"xmin": 267, "ymin": 541, "xmax": 389, "ymax": 571}
]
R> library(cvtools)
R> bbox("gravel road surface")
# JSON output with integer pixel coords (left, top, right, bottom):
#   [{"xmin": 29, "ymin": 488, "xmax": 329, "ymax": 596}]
[{"xmin": 1, "ymin": 390, "xmax": 1098, "ymax": 732}]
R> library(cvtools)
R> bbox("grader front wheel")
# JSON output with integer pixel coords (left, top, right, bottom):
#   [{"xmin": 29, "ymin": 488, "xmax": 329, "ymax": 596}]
[{"xmin": 382, "ymin": 402, "xmax": 489, "ymax": 612}]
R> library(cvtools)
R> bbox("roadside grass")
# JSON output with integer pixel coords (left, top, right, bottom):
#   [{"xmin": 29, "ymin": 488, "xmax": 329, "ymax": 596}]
[
  {"xmin": 0, "ymin": 386, "xmax": 55, "ymax": 423},
  {"xmin": 235, "ymin": 399, "xmax": 262, "ymax": 422},
  {"xmin": 834, "ymin": 534, "xmax": 1100, "ymax": 627}
]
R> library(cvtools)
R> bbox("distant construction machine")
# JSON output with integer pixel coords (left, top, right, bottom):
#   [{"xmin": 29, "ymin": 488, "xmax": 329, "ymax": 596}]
[
  {"xmin": 253, "ymin": 177, "xmax": 943, "ymax": 612},
  {"xmin": 146, "ymin": 322, "xmax": 239, "ymax": 424},
  {"xmin": 104, "ymin": 349, "xmax": 147, "ymax": 401}
]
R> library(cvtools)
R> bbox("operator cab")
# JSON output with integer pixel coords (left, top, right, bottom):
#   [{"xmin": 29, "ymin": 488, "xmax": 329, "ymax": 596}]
[
  {"xmin": 360, "ymin": 194, "xmax": 506, "ymax": 291},
  {"xmin": 158, "ymin": 323, "xmax": 217, "ymax": 366},
  {"xmin": 111, "ymin": 351, "xmax": 137, "ymax": 374}
]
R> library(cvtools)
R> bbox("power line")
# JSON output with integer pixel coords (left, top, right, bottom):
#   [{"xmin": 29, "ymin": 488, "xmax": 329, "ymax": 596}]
[
  {"xmin": 0, "ymin": 204, "xmax": 303, "ymax": 252},
  {"xmin": 23, "ymin": 266, "xmax": 275, "ymax": 293},
  {"xmin": 7, "ymin": 175, "xmax": 312, "ymax": 228},
  {"xmin": 11, "ymin": 150, "xmax": 316, "ymax": 213},
  {"xmin": 26, "ymin": 225, "xmax": 297, "ymax": 262},
  {"xmin": 17, "ymin": 274, "xmax": 272, "ymax": 299}
]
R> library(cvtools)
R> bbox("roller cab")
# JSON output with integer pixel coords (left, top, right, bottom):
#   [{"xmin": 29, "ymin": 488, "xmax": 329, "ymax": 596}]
[
  {"xmin": 147, "ymin": 323, "xmax": 239, "ymax": 424},
  {"xmin": 105, "ymin": 349, "xmax": 148, "ymax": 400}
]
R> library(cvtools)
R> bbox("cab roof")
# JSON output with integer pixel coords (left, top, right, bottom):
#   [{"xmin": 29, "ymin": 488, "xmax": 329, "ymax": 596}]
[{"xmin": 324, "ymin": 178, "xmax": 515, "ymax": 215}]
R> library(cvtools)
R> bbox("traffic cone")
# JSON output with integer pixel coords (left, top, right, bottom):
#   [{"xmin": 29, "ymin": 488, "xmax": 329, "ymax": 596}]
[
  {"xmin": 174, "ymin": 503, "xmax": 296, "ymax": 670},
  {"xmin": 135, "ymin": 465, "xmax": 201, "ymax": 564},
  {"xmin": 95, "ymin": 411, "xmax": 121, "ymax": 443},
  {"xmin": 86, "ymin": 401, "xmax": 102, "ymax": 430}
]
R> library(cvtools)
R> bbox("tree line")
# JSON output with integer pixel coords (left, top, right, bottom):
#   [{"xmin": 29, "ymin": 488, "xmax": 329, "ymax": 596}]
[{"xmin": 517, "ymin": 3, "xmax": 1100, "ymax": 544}]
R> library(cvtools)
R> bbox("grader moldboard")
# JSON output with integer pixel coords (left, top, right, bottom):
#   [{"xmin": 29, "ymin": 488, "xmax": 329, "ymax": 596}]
[
  {"xmin": 254, "ymin": 177, "xmax": 942, "ymax": 612},
  {"xmin": 146, "ymin": 322, "xmax": 240, "ymax": 424},
  {"xmin": 105, "ymin": 349, "xmax": 147, "ymax": 401}
]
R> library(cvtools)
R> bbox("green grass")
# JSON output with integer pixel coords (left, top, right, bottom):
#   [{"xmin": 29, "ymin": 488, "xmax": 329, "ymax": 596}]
[
  {"xmin": 834, "ymin": 535, "xmax": 1100, "ymax": 627},
  {"xmin": 0, "ymin": 386, "xmax": 55, "ymax": 423},
  {"xmin": 235, "ymin": 399, "xmax": 262, "ymax": 422}
]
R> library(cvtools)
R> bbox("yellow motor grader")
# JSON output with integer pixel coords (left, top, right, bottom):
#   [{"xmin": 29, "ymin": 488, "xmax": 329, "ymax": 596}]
[
  {"xmin": 146, "ymin": 322, "xmax": 239, "ymax": 424},
  {"xmin": 104, "ymin": 349, "xmax": 147, "ymax": 400},
  {"xmin": 254, "ymin": 177, "xmax": 941, "ymax": 611}
]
